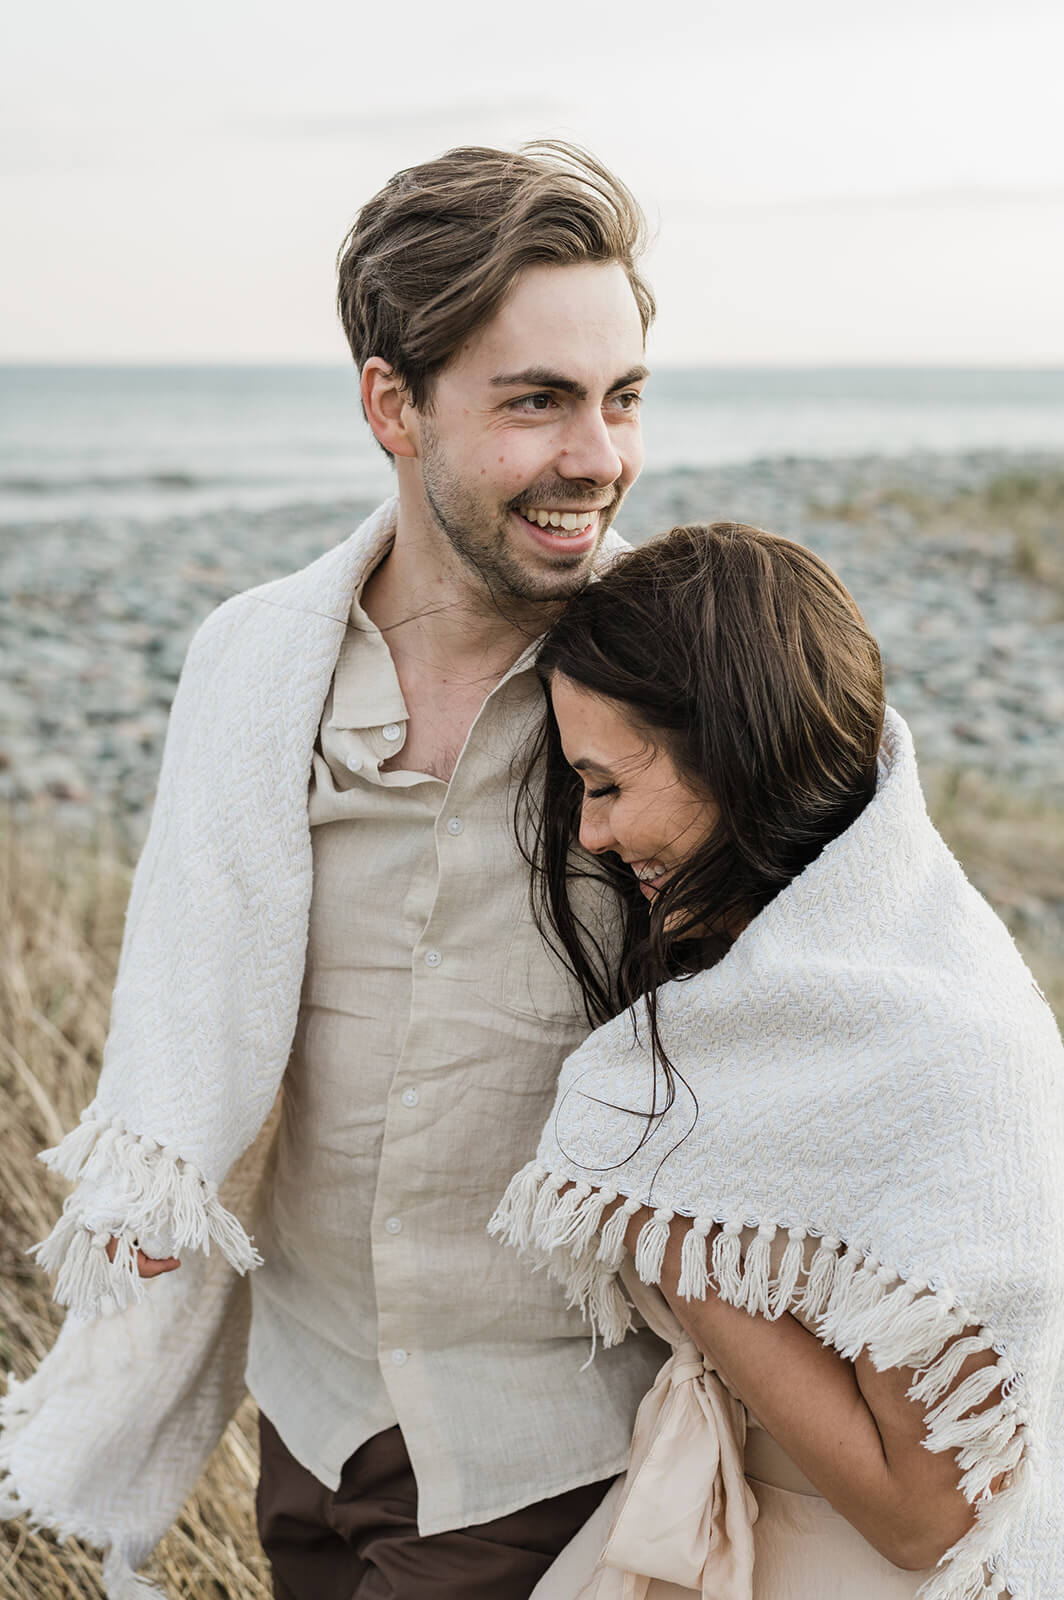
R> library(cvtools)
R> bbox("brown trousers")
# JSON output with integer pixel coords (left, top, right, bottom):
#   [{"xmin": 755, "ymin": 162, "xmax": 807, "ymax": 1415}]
[{"xmin": 256, "ymin": 1414, "xmax": 614, "ymax": 1600}]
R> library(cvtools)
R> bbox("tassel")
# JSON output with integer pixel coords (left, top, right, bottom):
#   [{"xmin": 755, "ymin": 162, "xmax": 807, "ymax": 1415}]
[
  {"xmin": 488, "ymin": 1161, "xmax": 546, "ymax": 1251},
  {"xmin": 52, "ymin": 1225, "xmax": 126, "ymax": 1312},
  {"xmin": 818, "ymin": 1244, "xmax": 867, "ymax": 1344},
  {"xmin": 634, "ymin": 1208, "xmax": 674, "ymax": 1284},
  {"xmin": 959, "ymin": 1429, "xmax": 1025, "ymax": 1502},
  {"xmin": 114, "ymin": 1133, "xmax": 163, "ymax": 1213},
  {"xmin": 711, "ymin": 1221, "xmax": 744, "ymax": 1302},
  {"xmin": 796, "ymin": 1235, "xmax": 840, "ymax": 1320},
  {"xmin": 33, "ymin": 1123, "xmax": 261, "ymax": 1317},
  {"xmin": 860, "ymin": 1277, "xmax": 919, "ymax": 1358},
  {"xmin": 932, "ymin": 1395, "xmax": 1015, "ymax": 1455},
  {"xmin": 563, "ymin": 1243, "xmax": 605, "ymax": 1316},
  {"xmin": 677, "ymin": 1218, "xmax": 712, "ymax": 1300},
  {"xmin": 910, "ymin": 1333, "xmax": 997, "ymax": 1406},
  {"xmin": 947, "ymin": 1414, "xmax": 1017, "ymax": 1472},
  {"xmin": 770, "ymin": 1226, "xmax": 806, "ymax": 1317},
  {"xmin": 870, "ymin": 1289, "xmax": 965, "ymax": 1372},
  {"xmin": 922, "ymin": 1396, "xmax": 1012, "ymax": 1461},
  {"xmin": 589, "ymin": 1271, "xmax": 634, "ymax": 1348},
  {"xmin": 567, "ymin": 1187, "xmax": 613, "ymax": 1257},
  {"xmin": 38, "ymin": 1111, "xmax": 104, "ymax": 1179},
  {"xmin": 833, "ymin": 1261, "xmax": 897, "ymax": 1361},
  {"xmin": 531, "ymin": 1171, "xmax": 567, "ymax": 1238},
  {"xmin": 540, "ymin": 1182, "xmax": 592, "ymax": 1251},
  {"xmin": 598, "ymin": 1197, "xmax": 641, "ymax": 1270},
  {"xmin": 925, "ymin": 1361, "xmax": 1007, "ymax": 1433},
  {"xmin": 953, "ymin": 1405, "xmax": 1020, "ymax": 1465},
  {"xmin": 205, "ymin": 1190, "xmax": 263, "ymax": 1272},
  {"xmin": 737, "ymin": 1223, "xmax": 776, "ymax": 1316},
  {"xmin": 166, "ymin": 1158, "xmax": 211, "ymax": 1251}
]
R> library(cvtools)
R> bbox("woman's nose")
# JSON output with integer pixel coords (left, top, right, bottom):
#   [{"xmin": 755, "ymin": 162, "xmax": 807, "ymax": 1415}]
[{"xmin": 578, "ymin": 805, "xmax": 615, "ymax": 856}]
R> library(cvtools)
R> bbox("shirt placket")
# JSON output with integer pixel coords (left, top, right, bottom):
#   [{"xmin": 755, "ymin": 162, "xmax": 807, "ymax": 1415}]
[{"xmin": 369, "ymin": 659, "xmax": 538, "ymax": 1406}]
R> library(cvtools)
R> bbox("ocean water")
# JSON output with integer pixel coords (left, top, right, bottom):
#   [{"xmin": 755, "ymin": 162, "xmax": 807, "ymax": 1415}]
[{"xmin": 2, "ymin": 364, "xmax": 1063, "ymax": 527}]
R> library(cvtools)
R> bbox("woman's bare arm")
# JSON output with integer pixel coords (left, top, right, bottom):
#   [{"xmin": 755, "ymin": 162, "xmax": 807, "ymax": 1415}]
[{"xmin": 621, "ymin": 1207, "xmax": 998, "ymax": 1571}]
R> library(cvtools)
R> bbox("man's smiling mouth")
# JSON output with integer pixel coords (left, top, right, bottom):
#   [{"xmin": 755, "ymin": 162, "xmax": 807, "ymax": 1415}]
[{"xmin": 514, "ymin": 505, "xmax": 601, "ymax": 537}]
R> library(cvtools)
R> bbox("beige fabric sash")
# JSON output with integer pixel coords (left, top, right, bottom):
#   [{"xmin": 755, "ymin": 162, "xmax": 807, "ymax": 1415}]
[{"xmin": 573, "ymin": 1340, "xmax": 757, "ymax": 1600}]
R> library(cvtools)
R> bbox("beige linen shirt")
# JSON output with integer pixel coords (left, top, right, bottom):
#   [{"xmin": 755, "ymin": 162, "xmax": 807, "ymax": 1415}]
[{"xmin": 246, "ymin": 532, "xmax": 665, "ymax": 1536}]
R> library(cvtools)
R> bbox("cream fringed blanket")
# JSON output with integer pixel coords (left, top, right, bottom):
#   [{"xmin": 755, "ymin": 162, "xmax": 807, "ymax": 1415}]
[
  {"xmin": 492, "ymin": 710, "xmax": 1064, "ymax": 1600},
  {"xmin": 0, "ymin": 502, "xmax": 402, "ymax": 1597}
]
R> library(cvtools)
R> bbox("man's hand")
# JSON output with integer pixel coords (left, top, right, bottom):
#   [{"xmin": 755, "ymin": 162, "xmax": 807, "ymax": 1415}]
[{"xmin": 105, "ymin": 1236, "xmax": 181, "ymax": 1277}]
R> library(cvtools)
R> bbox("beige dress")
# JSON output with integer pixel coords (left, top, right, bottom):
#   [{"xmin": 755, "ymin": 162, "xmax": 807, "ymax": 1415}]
[{"xmin": 534, "ymin": 1239, "xmax": 933, "ymax": 1600}]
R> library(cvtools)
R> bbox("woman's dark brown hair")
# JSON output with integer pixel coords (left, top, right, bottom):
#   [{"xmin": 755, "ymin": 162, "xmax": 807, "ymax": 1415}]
[{"xmin": 520, "ymin": 521, "xmax": 885, "ymax": 1100}]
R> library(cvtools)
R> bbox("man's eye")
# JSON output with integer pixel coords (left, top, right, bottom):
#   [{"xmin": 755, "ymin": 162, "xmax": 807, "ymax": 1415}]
[
  {"xmin": 609, "ymin": 391, "xmax": 642, "ymax": 411},
  {"xmin": 513, "ymin": 393, "xmax": 555, "ymax": 412}
]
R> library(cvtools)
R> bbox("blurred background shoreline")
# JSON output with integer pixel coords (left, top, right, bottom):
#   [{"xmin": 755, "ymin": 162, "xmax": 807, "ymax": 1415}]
[{"xmin": 3, "ymin": 362, "xmax": 1062, "ymax": 829}]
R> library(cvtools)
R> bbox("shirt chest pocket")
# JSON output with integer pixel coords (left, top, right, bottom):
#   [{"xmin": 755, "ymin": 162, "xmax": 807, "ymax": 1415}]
[
  {"xmin": 496, "ymin": 875, "xmax": 621, "ymax": 1032},
  {"xmin": 499, "ymin": 908, "xmax": 583, "ymax": 1027}
]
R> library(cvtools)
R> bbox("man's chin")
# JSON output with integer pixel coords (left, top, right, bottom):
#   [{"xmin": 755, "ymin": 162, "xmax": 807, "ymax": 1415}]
[{"xmin": 499, "ymin": 543, "xmax": 604, "ymax": 605}]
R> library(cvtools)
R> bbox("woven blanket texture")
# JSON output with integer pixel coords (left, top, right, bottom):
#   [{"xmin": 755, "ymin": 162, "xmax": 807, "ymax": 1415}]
[{"xmin": 491, "ymin": 710, "xmax": 1064, "ymax": 1600}]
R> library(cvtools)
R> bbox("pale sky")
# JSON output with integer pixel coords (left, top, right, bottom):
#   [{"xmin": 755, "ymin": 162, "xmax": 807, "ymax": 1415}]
[{"xmin": 4, "ymin": 0, "xmax": 1063, "ymax": 365}]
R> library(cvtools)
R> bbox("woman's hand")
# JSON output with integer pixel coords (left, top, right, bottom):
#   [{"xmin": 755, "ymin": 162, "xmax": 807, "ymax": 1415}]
[{"xmin": 105, "ymin": 1236, "xmax": 181, "ymax": 1277}]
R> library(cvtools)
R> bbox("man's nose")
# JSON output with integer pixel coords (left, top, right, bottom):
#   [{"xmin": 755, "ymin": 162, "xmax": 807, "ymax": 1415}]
[{"xmin": 557, "ymin": 408, "xmax": 624, "ymax": 486}]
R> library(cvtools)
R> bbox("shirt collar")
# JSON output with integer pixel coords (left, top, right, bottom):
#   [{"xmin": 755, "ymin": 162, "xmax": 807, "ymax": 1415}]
[{"xmin": 328, "ymin": 519, "xmax": 628, "ymax": 733}]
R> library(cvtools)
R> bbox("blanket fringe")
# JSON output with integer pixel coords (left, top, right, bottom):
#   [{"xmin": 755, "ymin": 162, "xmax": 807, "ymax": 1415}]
[
  {"xmin": 33, "ymin": 1108, "xmax": 262, "ymax": 1318},
  {"xmin": 489, "ymin": 1161, "xmax": 1031, "ymax": 1600}
]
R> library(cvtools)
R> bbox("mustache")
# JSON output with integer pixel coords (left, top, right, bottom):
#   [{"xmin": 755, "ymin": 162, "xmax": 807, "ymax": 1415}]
[{"xmin": 507, "ymin": 484, "xmax": 621, "ymax": 514}]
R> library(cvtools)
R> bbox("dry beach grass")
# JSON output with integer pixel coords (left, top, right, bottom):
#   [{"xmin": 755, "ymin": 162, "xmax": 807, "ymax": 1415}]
[
  {"xmin": 1, "ymin": 776, "xmax": 1061, "ymax": 1598},
  {"xmin": 0, "ymin": 831, "xmax": 271, "ymax": 1599}
]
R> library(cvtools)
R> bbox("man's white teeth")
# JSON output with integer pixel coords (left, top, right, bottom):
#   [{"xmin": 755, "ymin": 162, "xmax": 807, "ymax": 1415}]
[{"xmin": 520, "ymin": 508, "xmax": 594, "ymax": 533}]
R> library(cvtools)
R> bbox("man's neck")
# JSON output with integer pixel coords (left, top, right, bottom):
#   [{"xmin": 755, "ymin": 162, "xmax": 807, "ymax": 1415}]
[{"xmin": 361, "ymin": 501, "xmax": 561, "ymax": 693}]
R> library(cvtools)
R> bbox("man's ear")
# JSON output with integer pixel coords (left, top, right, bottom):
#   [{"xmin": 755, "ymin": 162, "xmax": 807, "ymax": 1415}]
[{"xmin": 361, "ymin": 358, "xmax": 419, "ymax": 458}]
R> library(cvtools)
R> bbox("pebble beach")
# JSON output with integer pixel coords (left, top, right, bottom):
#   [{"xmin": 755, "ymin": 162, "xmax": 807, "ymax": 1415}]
[{"xmin": 2, "ymin": 448, "xmax": 1061, "ymax": 844}]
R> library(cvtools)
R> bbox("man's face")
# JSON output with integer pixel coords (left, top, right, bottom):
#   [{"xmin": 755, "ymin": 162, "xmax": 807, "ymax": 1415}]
[{"xmin": 410, "ymin": 261, "xmax": 647, "ymax": 605}]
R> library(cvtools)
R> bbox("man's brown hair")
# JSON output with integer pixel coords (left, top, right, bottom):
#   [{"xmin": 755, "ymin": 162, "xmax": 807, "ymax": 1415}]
[{"xmin": 336, "ymin": 141, "xmax": 654, "ymax": 419}]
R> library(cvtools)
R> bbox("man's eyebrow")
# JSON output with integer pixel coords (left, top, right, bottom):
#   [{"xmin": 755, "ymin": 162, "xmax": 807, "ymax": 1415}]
[
  {"xmin": 491, "ymin": 368, "xmax": 587, "ymax": 398},
  {"xmin": 489, "ymin": 364, "xmax": 649, "ymax": 398}
]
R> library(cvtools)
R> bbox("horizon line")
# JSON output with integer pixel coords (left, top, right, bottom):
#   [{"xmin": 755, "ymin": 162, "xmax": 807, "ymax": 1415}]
[{"xmin": 3, "ymin": 359, "xmax": 1064, "ymax": 374}]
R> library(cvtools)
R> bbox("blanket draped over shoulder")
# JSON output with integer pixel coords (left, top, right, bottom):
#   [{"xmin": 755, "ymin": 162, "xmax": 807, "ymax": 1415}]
[
  {"xmin": 491, "ymin": 710, "xmax": 1064, "ymax": 1600},
  {"xmin": 0, "ymin": 502, "xmax": 399, "ymax": 1597}
]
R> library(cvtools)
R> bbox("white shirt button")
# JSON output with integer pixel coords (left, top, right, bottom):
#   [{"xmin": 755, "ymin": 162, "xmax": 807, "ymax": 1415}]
[
  {"xmin": 384, "ymin": 1216, "xmax": 403, "ymax": 1235},
  {"xmin": 381, "ymin": 723, "xmax": 402, "ymax": 742},
  {"xmin": 446, "ymin": 816, "xmax": 464, "ymax": 835},
  {"xmin": 390, "ymin": 1347, "xmax": 409, "ymax": 1366},
  {"xmin": 424, "ymin": 949, "xmax": 442, "ymax": 968},
  {"xmin": 345, "ymin": 753, "xmax": 363, "ymax": 773},
  {"xmin": 401, "ymin": 1087, "xmax": 419, "ymax": 1108}
]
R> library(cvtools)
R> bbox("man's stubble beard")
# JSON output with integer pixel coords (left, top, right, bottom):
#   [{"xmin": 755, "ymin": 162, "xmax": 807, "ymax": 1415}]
[{"xmin": 419, "ymin": 427, "xmax": 622, "ymax": 612}]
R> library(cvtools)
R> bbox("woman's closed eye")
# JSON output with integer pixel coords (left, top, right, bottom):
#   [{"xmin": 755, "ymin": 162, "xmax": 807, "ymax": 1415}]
[{"xmin": 585, "ymin": 783, "xmax": 618, "ymax": 800}]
